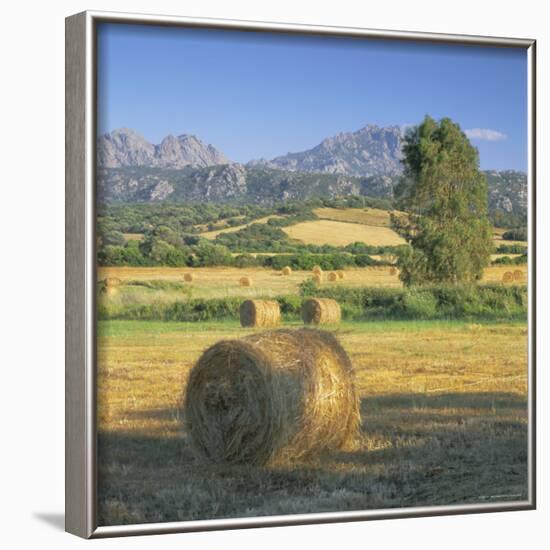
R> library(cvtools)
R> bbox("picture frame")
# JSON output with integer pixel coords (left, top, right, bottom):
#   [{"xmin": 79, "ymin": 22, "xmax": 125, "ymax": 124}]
[{"xmin": 66, "ymin": 10, "xmax": 536, "ymax": 539}]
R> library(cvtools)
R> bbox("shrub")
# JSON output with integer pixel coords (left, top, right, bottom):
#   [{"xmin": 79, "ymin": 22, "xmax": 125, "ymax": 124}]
[
  {"xmin": 502, "ymin": 228, "xmax": 528, "ymax": 241},
  {"xmin": 400, "ymin": 289, "xmax": 438, "ymax": 318},
  {"xmin": 98, "ymin": 284, "xmax": 528, "ymax": 322},
  {"xmin": 276, "ymin": 295, "xmax": 302, "ymax": 316},
  {"xmin": 299, "ymin": 279, "xmax": 318, "ymax": 297}
]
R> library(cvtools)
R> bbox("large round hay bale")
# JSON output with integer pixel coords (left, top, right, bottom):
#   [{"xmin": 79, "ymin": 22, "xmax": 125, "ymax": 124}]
[
  {"xmin": 281, "ymin": 266, "xmax": 292, "ymax": 276},
  {"xmin": 389, "ymin": 267, "xmax": 397, "ymax": 276},
  {"xmin": 313, "ymin": 274, "xmax": 322, "ymax": 285},
  {"xmin": 312, "ymin": 265, "xmax": 323, "ymax": 276},
  {"xmin": 240, "ymin": 300, "xmax": 281, "ymax": 328},
  {"xmin": 183, "ymin": 272, "xmax": 194, "ymax": 282},
  {"xmin": 302, "ymin": 298, "xmax": 341, "ymax": 325},
  {"xmin": 502, "ymin": 271, "xmax": 514, "ymax": 283},
  {"xmin": 184, "ymin": 328, "xmax": 360, "ymax": 465},
  {"xmin": 328, "ymin": 271, "xmax": 338, "ymax": 282},
  {"xmin": 513, "ymin": 270, "xmax": 524, "ymax": 281},
  {"xmin": 337, "ymin": 270, "xmax": 345, "ymax": 280},
  {"xmin": 239, "ymin": 276, "xmax": 252, "ymax": 287}
]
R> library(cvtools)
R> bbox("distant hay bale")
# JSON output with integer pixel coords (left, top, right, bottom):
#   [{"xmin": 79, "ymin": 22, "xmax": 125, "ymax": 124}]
[
  {"xmin": 337, "ymin": 270, "xmax": 345, "ymax": 280},
  {"xmin": 104, "ymin": 277, "xmax": 122, "ymax": 287},
  {"xmin": 100, "ymin": 285, "xmax": 117, "ymax": 297},
  {"xmin": 328, "ymin": 271, "xmax": 338, "ymax": 282},
  {"xmin": 302, "ymin": 298, "xmax": 341, "ymax": 325},
  {"xmin": 389, "ymin": 267, "xmax": 397, "ymax": 276},
  {"xmin": 312, "ymin": 265, "xmax": 323, "ymax": 276},
  {"xmin": 282, "ymin": 266, "xmax": 292, "ymax": 276},
  {"xmin": 502, "ymin": 271, "xmax": 514, "ymax": 283},
  {"xmin": 239, "ymin": 276, "xmax": 252, "ymax": 287},
  {"xmin": 240, "ymin": 300, "xmax": 281, "ymax": 328},
  {"xmin": 513, "ymin": 270, "xmax": 524, "ymax": 281},
  {"xmin": 313, "ymin": 274, "xmax": 322, "ymax": 285},
  {"xmin": 183, "ymin": 328, "xmax": 360, "ymax": 465},
  {"xmin": 183, "ymin": 273, "xmax": 194, "ymax": 282}
]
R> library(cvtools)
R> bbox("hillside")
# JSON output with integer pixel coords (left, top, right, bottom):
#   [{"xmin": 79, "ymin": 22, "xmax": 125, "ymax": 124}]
[
  {"xmin": 486, "ymin": 170, "xmax": 528, "ymax": 224},
  {"xmin": 96, "ymin": 164, "xmax": 394, "ymax": 205},
  {"xmin": 97, "ymin": 164, "xmax": 526, "ymax": 221}
]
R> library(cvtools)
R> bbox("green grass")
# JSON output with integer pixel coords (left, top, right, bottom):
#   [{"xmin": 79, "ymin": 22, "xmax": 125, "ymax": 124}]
[{"xmin": 99, "ymin": 318, "xmax": 526, "ymax": 338}]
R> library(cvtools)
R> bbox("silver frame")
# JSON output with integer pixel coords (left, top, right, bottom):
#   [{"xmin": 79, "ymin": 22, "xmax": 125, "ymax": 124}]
[{"xmin": 65, "ymin": 10, "xmax": 537, "ymax": 539}]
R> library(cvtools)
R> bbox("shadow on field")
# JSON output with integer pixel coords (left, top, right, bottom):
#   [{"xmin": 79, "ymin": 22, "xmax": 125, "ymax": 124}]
[
  {"xmin": 97, "ymin": 391, "xmax": 528, "ymax": 525},
  {"xmin": 360, "ymin": 391, "xmax": 526, "ymax": 413}
]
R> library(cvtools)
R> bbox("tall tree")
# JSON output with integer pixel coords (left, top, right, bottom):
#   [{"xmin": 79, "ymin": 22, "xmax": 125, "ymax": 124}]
[{"xmin": 392, "ymin": 116, "xmax": 493, "ymax": 285}]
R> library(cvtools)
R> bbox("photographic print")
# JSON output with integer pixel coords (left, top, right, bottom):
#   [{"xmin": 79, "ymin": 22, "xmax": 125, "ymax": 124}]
[{"xmin": 87, "ymin": 16, "xmax": 533, "ymax": 531}]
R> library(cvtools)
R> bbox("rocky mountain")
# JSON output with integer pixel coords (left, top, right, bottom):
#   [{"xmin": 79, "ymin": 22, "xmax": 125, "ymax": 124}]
[
  {"xmin": 97, "ymin": 128, "xmax": 229, "ymax": 169},
  {"xmin": 96, "ymin": 126, "xmax": 527, "ymax": 223},
  {"xmin": 97, "ymin": 164, "xmax": 394, "ymax": 206},
  {"xmin": 485, "ymin": 170, "xmax": 528, "ymax": 216},
  {"xmin": 97, "ymin": 163, "xmax": 527, "ymax": 222},
  {"xmin": 248, "ymin": 124, "xmax": 403, "ymax": 177}
]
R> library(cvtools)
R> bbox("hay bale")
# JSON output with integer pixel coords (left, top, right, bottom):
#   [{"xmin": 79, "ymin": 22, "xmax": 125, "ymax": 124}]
[
  {"xmin": 389, "ymin": 267, "xmax": 397, "ymax": 276},
  {"xmin": 100, "ymin": 285, "xmax": 117, "ymax": 297},
  {"xmin": 302, "ymin": 298, "xmax": 341, "ymax": 325},
  {"xmin": 328, "ymin": 271, "xmax": 338, "ymax": 282},
  {"xmin": 312, "ymin": 265, "xmax": 323, "ymax": 276},
  {"xmin": 313, "ymin": 274, "xmax": 322, "ymax": 285},
  {"xmin": 337, "ymin": 270, "xmax": 345, "ymax": 280},
  {"xmin": 502, "ymin": 271, "xmax": 514, "ymax": 283},
  {"xmin": 281, "ymin": 266, "xmax": 292, "ymax": 276},
  {"xmin": 240, "ymin": 300, "xmax": 281, "ymax": 328},
  {"xmin": 239, "ymin": 276, "xmax": 252, "ymax": 287},
  {"xmin": 513, "ymin": 270, "xmax": 524, "ymax": 281},
  {"xmin": 184, "ymin": 328, "xmax": 360, "ymax": 465},
  {"xmin": 104, "ymin": 277, "xmax": 122, "ymax": 287},
  {"xmin": 183, "ymin": 273, "xmax": 194, "ymax": 282}
]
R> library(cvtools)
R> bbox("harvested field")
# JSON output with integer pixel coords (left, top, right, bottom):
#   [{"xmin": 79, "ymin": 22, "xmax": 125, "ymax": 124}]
[
  {"xmin": 97, "ymin": 319, "xmax": 528, "ymax": 525},
  {"xmin": 122, "ymin": 233, "xmax": 144, "ymax": 242},
  {"xmin": 200, "ymin": 215, "xmax": 282, "ymax": 240},
  {"xmin": 283, "ymin": 219, "xmax": 406, "ymax": 247},
  {"xmin": 314, "ymin": 207, "xmax": 398, "ymax": 226},
  {"xmin": 97, "ymin": 265, "xmax": 527, "ymax": 303}
]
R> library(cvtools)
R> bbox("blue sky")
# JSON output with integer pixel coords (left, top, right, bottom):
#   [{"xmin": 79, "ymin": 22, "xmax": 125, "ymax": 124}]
[{"xmin": 97, "ymin": 23, "xmax": 527, "ymax": 170}]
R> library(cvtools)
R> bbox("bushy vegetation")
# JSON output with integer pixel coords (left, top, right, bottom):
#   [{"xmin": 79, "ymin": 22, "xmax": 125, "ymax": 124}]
[
  {"xmin": 496, "ymin": 243, "xmax": 528, "ymax": 254},
  {"xmin": 96, "ymin": 196, "xmax": 410, "ymax": 268},
  {"xmin": 97, "ymin": 202, "xmax": 272, "ymax": 235},
  {"xmin": 300, "ymin": 283, "xmax": 527, "ymax": 320},
  {"xmin": 502, "ymin": 228, "xmax": 528, "ymax": 241},
  {"xmin": 99, "ymin": 283, "xmax": 526, "ymax": 322},
  {"xmin": 492, "ymin": 254, "xmax": 528, "ymax": 265}
]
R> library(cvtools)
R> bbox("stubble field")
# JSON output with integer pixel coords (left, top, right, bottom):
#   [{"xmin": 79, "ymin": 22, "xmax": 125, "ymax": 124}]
[
  {"xmin": 97, "ymin": 319, "xmax": 528, "ymax": 526},
  {"xmin": 98, "ymin": 264, "xmax": 527, "ymax": 302}
]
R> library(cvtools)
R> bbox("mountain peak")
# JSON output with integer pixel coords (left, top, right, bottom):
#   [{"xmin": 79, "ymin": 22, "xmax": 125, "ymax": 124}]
[
  {"xmin": 250, "ymin": 124, "xmax": 403, "ymax": 177},
  {"xmin": 97, "ymin": 129, "xmax": 230, "ymax": 169}
]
